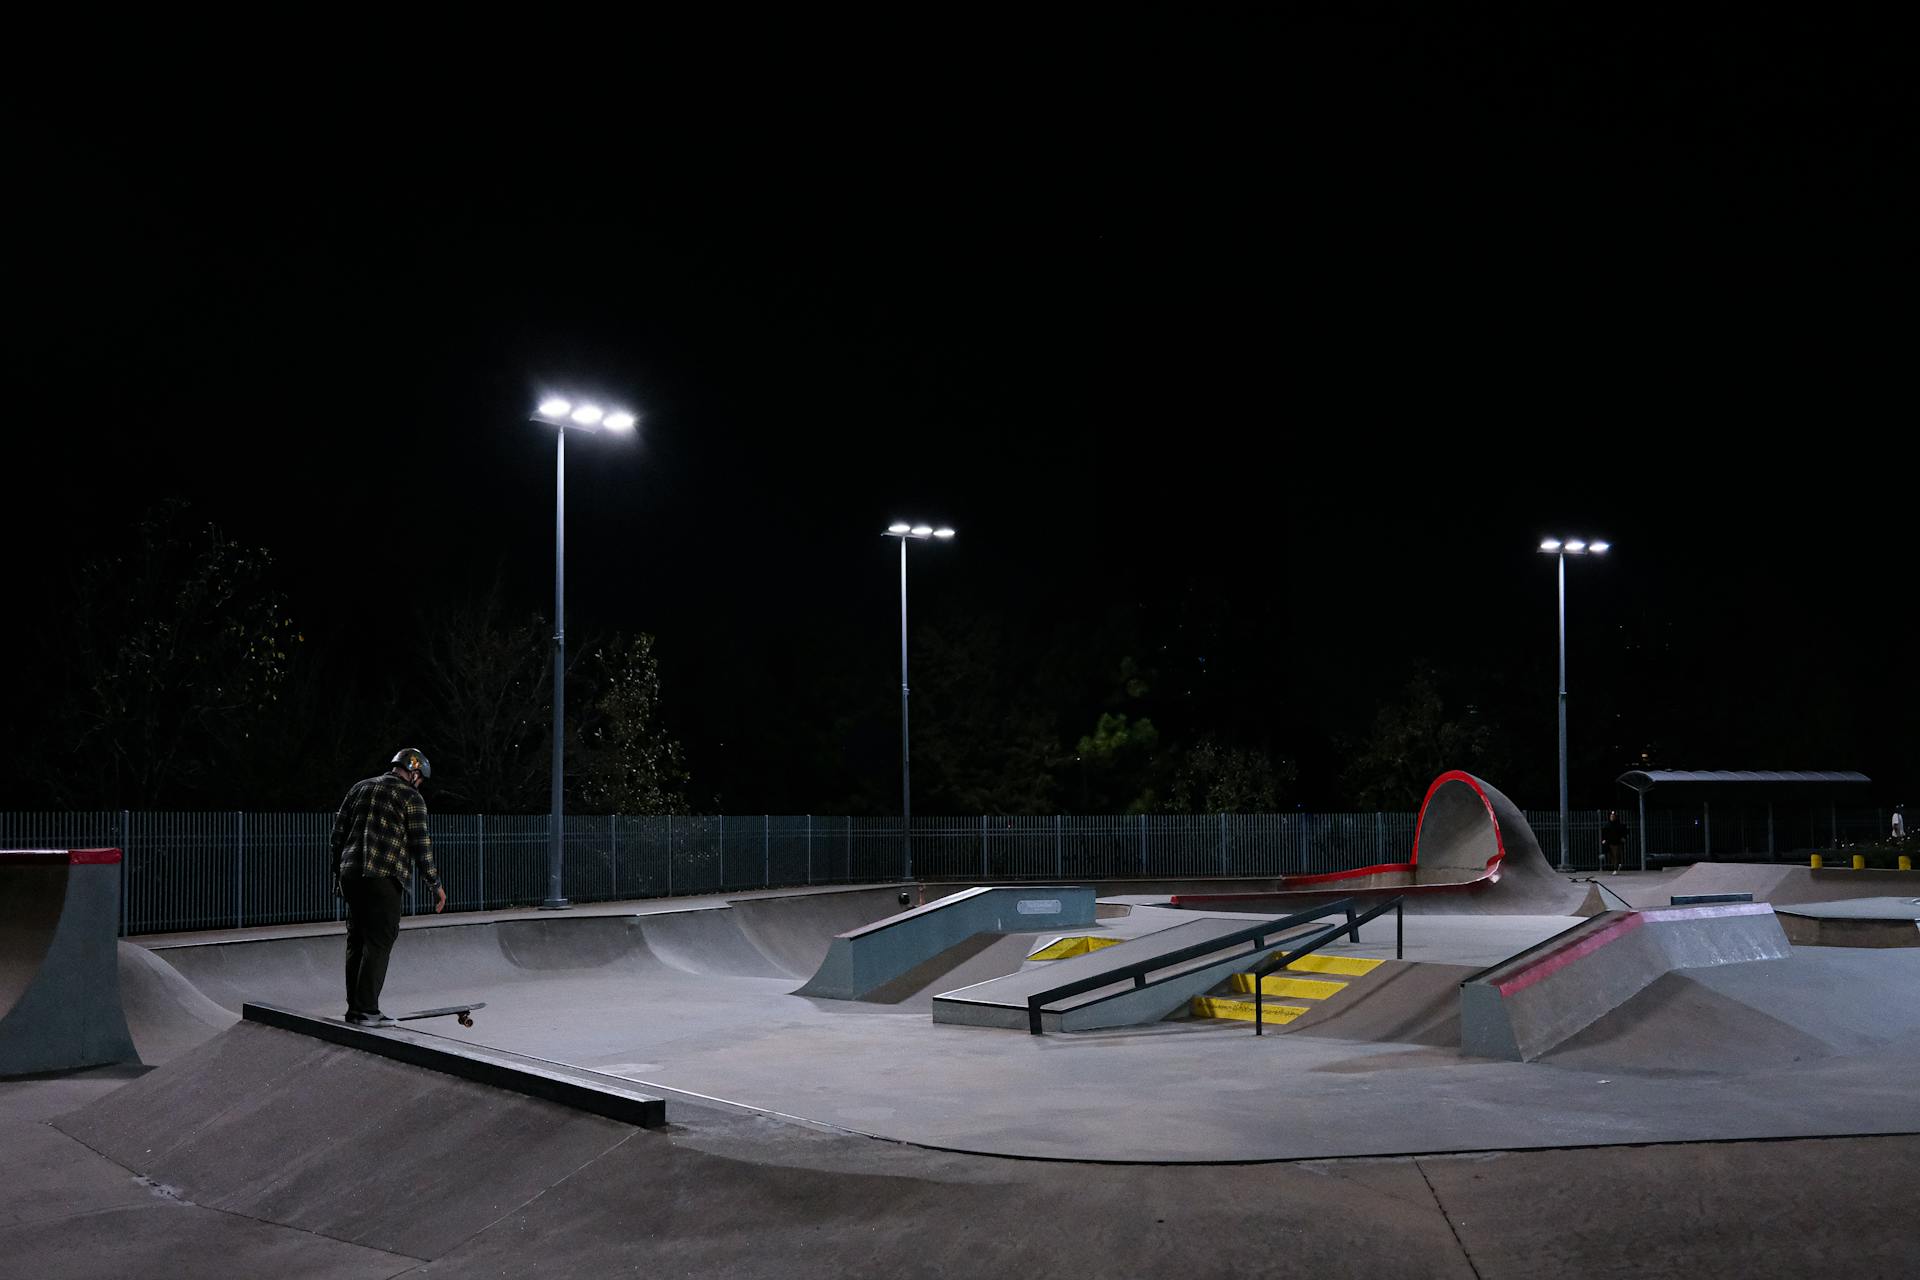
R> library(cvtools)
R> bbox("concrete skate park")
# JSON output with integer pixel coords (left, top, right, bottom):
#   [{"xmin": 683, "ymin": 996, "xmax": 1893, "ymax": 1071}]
[{"xmin": 6, "ymin": 772, "xmax": 1920, "ymax": 1277}]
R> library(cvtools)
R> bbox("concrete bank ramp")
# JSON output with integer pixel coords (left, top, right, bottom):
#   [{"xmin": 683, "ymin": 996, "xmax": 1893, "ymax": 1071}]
[
  {"xmin": 53, "ymin": 1020, "xmax": 646, "ymax": 1263},
  {"xmin": 118, "ymin": 941, "xmax": 237, "ymax": 1065},
  {"xmin": 795, "ymin": 886, "xmax": 1096, "ymax": 1001},
  {"xmin": 1660, "ymin": 861, "xmax": 1920, "ymax": 908},
  {"xmin": 1461, "ymin": 902, "xmax": 1792, "ymax": 1061}
]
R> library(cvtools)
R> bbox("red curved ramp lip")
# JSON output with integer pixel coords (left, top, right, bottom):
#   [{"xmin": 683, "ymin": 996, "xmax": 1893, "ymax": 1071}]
[{"xmin": 1168, "ymin": 772, "xmax": 1518, "ymax": 906}]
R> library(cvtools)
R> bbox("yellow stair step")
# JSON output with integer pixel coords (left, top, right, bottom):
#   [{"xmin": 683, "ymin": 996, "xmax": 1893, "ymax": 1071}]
[
  {"xmin": 1228, "ymin": 974, "xmax": 1348, "ymax": 999},
  {"xmin": 1028, "ymin": 934, "xmax": 1125, "ymax": 961},
  {"xmin": 1191, "ymin": 996, "xmax": 1310, "ymax": 1024},
  {"xmin": 1278, "ymin": 953, "xmax": 1385, "ymax": 977}
]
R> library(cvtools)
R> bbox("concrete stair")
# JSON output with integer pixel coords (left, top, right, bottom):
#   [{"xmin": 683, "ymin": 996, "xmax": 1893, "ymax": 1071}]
[{"xmin": 1187, "ymin": 954, "xmax": 1385, "ymax": 1026}]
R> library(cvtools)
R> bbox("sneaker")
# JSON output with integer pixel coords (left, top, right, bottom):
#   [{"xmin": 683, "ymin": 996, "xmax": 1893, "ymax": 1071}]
[{"xmin": 346, "ymin": 1011, "xmax": 398, "ymax": 1028}]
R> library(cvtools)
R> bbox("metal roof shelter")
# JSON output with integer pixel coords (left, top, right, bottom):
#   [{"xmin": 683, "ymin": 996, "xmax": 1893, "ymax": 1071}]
[
  {"xmin": 1614, "ymin": 770, "xmax": 1872, "ymax": 866},
  {"xmin": 1617, "ymin": 771, "xmax": 1871, "ymax": 789}
]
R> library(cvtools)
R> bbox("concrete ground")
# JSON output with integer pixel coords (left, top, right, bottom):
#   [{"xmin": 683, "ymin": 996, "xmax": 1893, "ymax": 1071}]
[
  {"xmin": 10, "ymin": 1061, "xmax": 1920, "ymax": 1278},
  {"xmin": 7, "ymin": 875, "xmax": 1920, "ymax": 1276}
]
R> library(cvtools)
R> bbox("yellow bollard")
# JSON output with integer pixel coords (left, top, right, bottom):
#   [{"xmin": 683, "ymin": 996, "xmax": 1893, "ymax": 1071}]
[
  {"xmin": 1852, "ymin": 854, "xmax": 1866, "ymax": 871},
  {"xmin": 1901, "ymin": 856, "xmax": 1912, "ymax": 872},
  {"xmin": 1810, "ymin": 854, "xmax": 1823, "ymax": 869}
]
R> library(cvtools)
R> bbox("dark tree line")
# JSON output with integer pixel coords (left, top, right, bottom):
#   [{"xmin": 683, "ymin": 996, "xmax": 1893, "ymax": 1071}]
[
  {"xmin": 6, "ymin": 504, "xmax": 687, "ymax": 815},
  {"xmin": 3, "ymin": 502, "xmax": 1697, "ymax": 817}
]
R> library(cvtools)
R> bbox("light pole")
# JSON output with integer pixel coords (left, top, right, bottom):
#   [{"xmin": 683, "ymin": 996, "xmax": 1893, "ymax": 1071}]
[
  {"xmin": 530, "ymin": 396, "xmax": 637, "ymax": 910},
  {"xmin": 1539, "ymin": 535, "xmax": 1609, "ymax": 872},
  {"xmin": 884, "ymin": 521, "xmax": 955, "ymax": 882}
]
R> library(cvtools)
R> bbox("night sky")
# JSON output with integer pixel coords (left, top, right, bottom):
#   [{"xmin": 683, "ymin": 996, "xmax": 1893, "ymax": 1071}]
[{"xmin": 7, "ymin": 23, "xmax": 1910, "ymax": 813}]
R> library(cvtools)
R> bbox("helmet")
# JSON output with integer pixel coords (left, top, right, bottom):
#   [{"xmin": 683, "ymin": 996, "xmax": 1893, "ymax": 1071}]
[{"xmin": 391, "ymin": 748, "xmax": 431, "ymax": 780}]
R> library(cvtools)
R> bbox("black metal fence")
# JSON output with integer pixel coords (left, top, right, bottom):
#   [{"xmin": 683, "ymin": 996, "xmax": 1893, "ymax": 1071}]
[{"xmin": 1, "ymin": 804, "xmax": 1897, "ymax": 937}]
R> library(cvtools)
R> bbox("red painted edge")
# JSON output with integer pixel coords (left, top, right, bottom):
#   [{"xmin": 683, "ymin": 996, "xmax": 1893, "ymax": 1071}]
[
  {"xmin": 0, "ymin": 847, "xmax": 123, "ymax": 865},
  {"xmin": 1494, "ymin": 913, "xmax": 1646, "ymax": 997},
  {"xmin": 1411, "ymin": 770, "xmax": 1508, "ymax": 875}
]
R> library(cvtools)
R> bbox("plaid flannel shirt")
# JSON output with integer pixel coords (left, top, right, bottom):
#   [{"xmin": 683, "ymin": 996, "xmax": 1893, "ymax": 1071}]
[{"xmin": 330, "ymin": 772, "xmax": 439, "ymax": 888}]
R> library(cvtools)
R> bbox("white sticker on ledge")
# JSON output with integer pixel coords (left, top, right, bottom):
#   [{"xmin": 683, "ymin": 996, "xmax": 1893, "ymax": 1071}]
[{"xmin": 1017, "ymin": 899, "xmax": 1063, "ymax": 915}]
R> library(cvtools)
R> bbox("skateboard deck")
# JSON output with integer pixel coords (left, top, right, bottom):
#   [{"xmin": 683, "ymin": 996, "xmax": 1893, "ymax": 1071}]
[{"xmin": 394, "ymin": 1002, "xmax": 487, "ymax": 1028}]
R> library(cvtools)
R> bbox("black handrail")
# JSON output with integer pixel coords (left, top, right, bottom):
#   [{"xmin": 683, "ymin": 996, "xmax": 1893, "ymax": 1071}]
[
  {"xmin": 1455, "ymin": 913, "xmax": 1603, "ymax": 989},
  {"xmin": 1248, "ymin": 895, "xmax": 1403, "ymax": 1034},
  {"xmin": 1024, "ymin": 898, "xmax": 1361, "ymax": 1034}
]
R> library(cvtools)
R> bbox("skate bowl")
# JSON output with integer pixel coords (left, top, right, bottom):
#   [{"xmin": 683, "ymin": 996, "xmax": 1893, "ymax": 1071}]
[
  {"xmin": 0, "ymin": 849, "xmax": 140, "ymax": 1076},
  {"xmin": 1171, "ymin": 772, "xmax": 1582, "ymax": 915}
]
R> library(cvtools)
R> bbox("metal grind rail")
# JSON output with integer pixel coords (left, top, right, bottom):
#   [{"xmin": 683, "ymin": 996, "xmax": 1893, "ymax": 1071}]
[{"xmin": 1245, "ymin": 895, "xmax": 1404, "ymax": 1035}]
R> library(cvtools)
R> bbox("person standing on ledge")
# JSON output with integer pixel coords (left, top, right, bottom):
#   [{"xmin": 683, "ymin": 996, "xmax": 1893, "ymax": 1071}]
[{"xmin": 330, "ymin": 747, "xmax": 446, "ymax": 1026}]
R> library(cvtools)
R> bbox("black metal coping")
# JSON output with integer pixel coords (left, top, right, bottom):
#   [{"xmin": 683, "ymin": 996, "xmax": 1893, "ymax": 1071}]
[
  {"xmin": 1670, "ymin": 893, "xmax": 1755, "ymax": 905},
  {"xmin": 243, "ymin": 1002, "xmax": 666, "ymax": 1128}
]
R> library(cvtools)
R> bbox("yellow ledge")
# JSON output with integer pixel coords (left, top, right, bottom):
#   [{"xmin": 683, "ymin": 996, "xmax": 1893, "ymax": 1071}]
[
  {"xmin": 1228, "ymin": 974, "xmax": 1348, "ymax": 999},
  {"xmin": 1028, "ymin": 935, "xmax": 1125, "ymax": 961},
  {"xmin": 1191, "ymin": 996, "xmax": 1310, "ymax": 1024},
  {"xmin": 1278, "ymin": 953, "xmax": 1385, "ymax": 977}
]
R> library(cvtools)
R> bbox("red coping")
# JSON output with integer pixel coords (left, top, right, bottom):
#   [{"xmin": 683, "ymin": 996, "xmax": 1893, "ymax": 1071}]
[
  {"xmin": 0, "ymin": 848, "xmax": 123, "ymax": 865},
  {"xmin": 1169, "ymin": 771, "xmax": 1505, "ymax": 905}
]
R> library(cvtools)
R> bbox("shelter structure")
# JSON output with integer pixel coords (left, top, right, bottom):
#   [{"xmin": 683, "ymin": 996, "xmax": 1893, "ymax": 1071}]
[{"xmin": 1614, "ymin": 770, "xmax": 1872, "ymax": 865}]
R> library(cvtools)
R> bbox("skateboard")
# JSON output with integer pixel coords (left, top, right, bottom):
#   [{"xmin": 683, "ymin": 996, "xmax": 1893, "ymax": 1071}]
[{"xmin": 394, "ymin": 1002, "xmax": 487, "ymax": 1028}]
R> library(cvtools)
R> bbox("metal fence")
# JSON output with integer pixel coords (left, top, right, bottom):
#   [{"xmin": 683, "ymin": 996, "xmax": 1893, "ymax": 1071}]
[{"xmin": 0, "ymin": 804, "xmax": 1898, "ymax": 937}]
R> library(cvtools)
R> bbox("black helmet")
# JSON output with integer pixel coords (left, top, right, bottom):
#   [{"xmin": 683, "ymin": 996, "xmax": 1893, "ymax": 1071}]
[{"xmin": 391, "ymin": 747, "xmax": 431, "ymax": 780}]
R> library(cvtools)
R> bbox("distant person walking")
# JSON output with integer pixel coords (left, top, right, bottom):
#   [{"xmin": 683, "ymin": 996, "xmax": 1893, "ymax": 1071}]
[
  {"xmin": 330, "ymin": 748, "xmax": 445, "ymax": 1026},
  {"xmin": 1602, "ymin": 809, "xmax": 1631, "ymax": 874},
  {"xmin": 1894, "ymin": 806, "xmax": 1907, "ymax": 842}
]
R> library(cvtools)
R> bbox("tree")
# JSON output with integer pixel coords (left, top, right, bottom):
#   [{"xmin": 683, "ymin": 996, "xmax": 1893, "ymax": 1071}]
[
  {"xmin": 50, "ymin": 500, "xmax": 298, "ymax": 807},
  {"xmin": 574, "ymin": 632, "xmax": 688, "ymax": 815},
  {"xmin": 1074, "ymin": 711, "xmax": 1162, "ymax": 813},
  {"xmin": 1167, "ymin": 735, "xmax": 1297, "ymax": 812},
  {"xmin": 1340, "ymin": 662, "xmax": 1508, "ymax": 808},
  {"xmin": 911, "ymin": 618, "xmax": 1060, "ymax": 813},
  {"xmin": 417, "ymin": 584, "xmax": 553, "ymax": 812}
]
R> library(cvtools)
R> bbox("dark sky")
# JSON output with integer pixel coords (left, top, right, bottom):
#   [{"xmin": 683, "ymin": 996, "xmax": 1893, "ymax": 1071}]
[{"xmin": 6, "ymin": 22, "xmax": 1911, "ymax": 810}]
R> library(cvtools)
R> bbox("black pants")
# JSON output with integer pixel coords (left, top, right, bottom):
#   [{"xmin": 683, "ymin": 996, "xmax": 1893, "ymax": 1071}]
[{"xmin": 343, "ymin": 874, "xmax": 404, "ymax": 1015}]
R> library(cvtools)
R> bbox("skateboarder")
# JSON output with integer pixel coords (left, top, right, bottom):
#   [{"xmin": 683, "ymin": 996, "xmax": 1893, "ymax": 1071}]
[
  {"xmin": 1602, "ymin": 810, "xmax": 1630, "ymax": 874},
  {"xmin": 330, "ymin": 748, "xmax": 446, "ymax": 1026}
]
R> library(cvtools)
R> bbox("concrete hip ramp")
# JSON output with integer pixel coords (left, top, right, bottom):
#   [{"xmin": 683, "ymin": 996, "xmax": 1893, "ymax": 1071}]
[
  {"xmin": 1460, "ymin": 901, "xmax": 1793, "ymax": 1061},
  {"xmin": 1, "ymin": 848, "xmax": 139, "ymax": 1076}
]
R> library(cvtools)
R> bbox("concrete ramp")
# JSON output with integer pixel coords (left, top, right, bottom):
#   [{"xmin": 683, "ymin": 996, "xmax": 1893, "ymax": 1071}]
[
  {"xmin": 118, "ymin": 941, "xmax": 237, "ymax": 1065},
  {"xmin": 1661, "ymin": 861, "xmax": 1920, "ymax": 907},
  {"xmin": 52, "ymin": 1019, "xmax": 647, "ymax": 1262},
  {"xmin": 1171, "ymin": 772, "xmax": 1584, "ymax": 916},
  {"xmin": 795, "ymin": 886, "xmax": 1096, "ymax": 1000},
  {"xmin": 1460, "ymin": 902, "xmax": 1792, "ymax": 1061},
  {"xmin": 1, "ymin": 849, "xmax": 139, "ymax": 1076},
  {"xmin": 148, "ymin": 886, "xmax": 910, "ymax": 1015}
]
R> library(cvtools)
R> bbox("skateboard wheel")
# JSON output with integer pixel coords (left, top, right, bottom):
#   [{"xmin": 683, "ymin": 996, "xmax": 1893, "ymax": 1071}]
[{"xmin": 458, "ymin": 1014, "xmax": 473, "ymax": 1027}]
